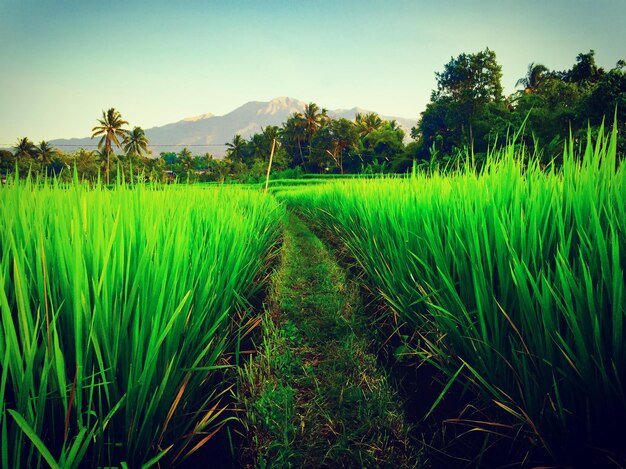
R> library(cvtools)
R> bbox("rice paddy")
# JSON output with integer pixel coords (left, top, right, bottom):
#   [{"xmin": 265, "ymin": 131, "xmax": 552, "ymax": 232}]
[
  {"xmin": 0, "ymin": 177, "xmax": 283, "ymax": 467},
  {"xmin": 1, "ymin": 123, "xmax": 625, "ymax": 468},
  {"xmin": 276, "ymin": 124, "xmax": 626, "ymax": 466}
]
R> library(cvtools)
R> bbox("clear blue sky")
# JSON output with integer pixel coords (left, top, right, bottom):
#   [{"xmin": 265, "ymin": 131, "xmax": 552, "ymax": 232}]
[{"xmin": 1, "ymin": 0, "xmax": 625, "ymax": 144}]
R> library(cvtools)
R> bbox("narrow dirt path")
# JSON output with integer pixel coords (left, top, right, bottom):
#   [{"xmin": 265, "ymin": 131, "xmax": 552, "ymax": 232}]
[{"xmin": 239, "ymin": 213, "xmax": 419, "ymax": 468}]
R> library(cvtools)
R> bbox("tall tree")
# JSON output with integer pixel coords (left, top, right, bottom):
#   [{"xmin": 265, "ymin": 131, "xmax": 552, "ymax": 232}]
[
  {"xmin": 355, "ymin": 112, "xmax": 383, "ymax": 138},
  {"xmin": 34, "ymin": 141, "xmax": 58, "ymax": 174},
  {"xmin": 281, "ymin": 113, "xmax": 307, "ymax": 166},
  {"xmin": 225, "ymin": 134, "xmax": 247, "ymax": 163},
  {"xmin": 123, "ymin": 126, "xmax": 150, "ymax": 159},
  {"xmin": 13, "ymin": 137, "xmax": 36, "ymax": 159},
  {"xmin": 178, "ymin": 147, "xmax": 194, "ymax": 174},
  {"xmin": 250, "ymin": 126, "xmax": 280, "ymax": 162},
  {"xmin": 302, "ymin": 103, "xmax": 328, "ymax": 143},
  {"xmin": 91, "ymin": 108, "xmax": 129, "ymax": 184},
  {"xmin": 12, "ymin": 137, "xmax": 36, "ymax": 175},
  {"xmin": 362, "ymin": 122, "xmax": 405, "ymax": 165},
  {"xmin": 262, "ymin": 125, "xmax": 280, "ymax": 144},
  {"xmin": 566, "ymin": 50, "xmax": 604, "ymax": 84},
  {"xmin": 418, "ymin": 48, "xmax": 504, "ymax": 152},
  {"xmin": 327, "ymin": 118, "xmax": 358, "ymax": 172},
  {"xmin": 433, "ymin": 48, "xmax": 503, "ymax": 104},
  {"xmin": 0, "ymin": 149, "xmax": 15, "ymax": 175},
  {"xmin": 516, "ymin": 62, "xmax": 549, "ymax": 93},
  {"xmin": 300, "ymin": 102, "xmax": 329, "ymax": 168},
  {"xmin": 249, "ymin": 133, "xmax": 267, "ymax": 162}
]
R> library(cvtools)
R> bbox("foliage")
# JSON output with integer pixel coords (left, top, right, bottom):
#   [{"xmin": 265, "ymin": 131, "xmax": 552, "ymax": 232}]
[
  {"xmin": 123, "ymin": 126, "xmax": 150, "ymax": 160},
  {"xmin": 91, "ymin": 108, "xmax": 129, "ymax": 184},
  {"xmin": 276, "ymin": 125, "xmax": 626, "ymax": 467},
  {"xmin": 416, "ymin": 48, "xmax": 505, "ymax": 156},
  {"xmin": 0, "ymin": 150, "xmax": 14, "ymax": 175},
  {"xmin": 239, "ymin": 215, "xmax": 416, "ymax": 468},
  {"xmin": 6, "ymin": 48, "xmax": 624, "ymax": 183},
  {"xmin": 433, "ymin": 48, "xmax": 503, "ymax": 105},
  {"xmin": 0, "ymin": 179, "xmax": 284, "ymax": 467},
  {"xmin": 515, "ymin": 62, "xmax": 549, "ymax": 92},
  {"xmin": 13, "ymin": 137, "xmax": 37, "ymax": 159},
  {"xmin": 414, "ymin": 49, "xmax": 625, "ymax": 164}
]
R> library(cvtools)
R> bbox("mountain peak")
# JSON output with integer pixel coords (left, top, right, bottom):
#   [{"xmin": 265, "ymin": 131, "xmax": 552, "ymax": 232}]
[
  {"xmin": 269, "ymin": 96, "xmax": 301, "ymax": 105},
  {"xmin": 258, "ymin": 97, "xmax": 306, "ymax": 116},
  {"xmin": 181, "ymin": 113, "xmax": 214, "ymax": 122}
]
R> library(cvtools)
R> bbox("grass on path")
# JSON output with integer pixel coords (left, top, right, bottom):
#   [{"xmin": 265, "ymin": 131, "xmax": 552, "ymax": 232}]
[{"xmin": 238, "ymin": 213, "xmax": 419, "ymax": 468}]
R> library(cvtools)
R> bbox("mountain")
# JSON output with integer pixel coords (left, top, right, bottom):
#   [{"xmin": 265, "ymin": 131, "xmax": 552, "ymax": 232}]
[{"xmin": 51, "ymin": 97, "xmax": 417, "ymax": 157}]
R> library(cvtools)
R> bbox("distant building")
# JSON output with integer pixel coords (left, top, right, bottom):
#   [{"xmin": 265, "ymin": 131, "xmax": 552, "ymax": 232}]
[{"xmin": 162, "ymin": 170, "xmax": 176, "ymax": 182}]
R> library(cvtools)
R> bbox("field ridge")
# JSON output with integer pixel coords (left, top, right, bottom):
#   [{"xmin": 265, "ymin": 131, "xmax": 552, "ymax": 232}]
[{"xmin": 238, "ymin": 213, "xmax": 419, "ymax": 468}]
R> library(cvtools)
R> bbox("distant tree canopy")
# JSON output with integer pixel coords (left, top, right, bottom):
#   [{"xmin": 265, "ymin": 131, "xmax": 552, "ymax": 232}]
[
  {"xmin": 413, "ymin": 49, "xmax": 626, "ymax": 163},
  {"xmin": 415, "ymin": 48, "xmax": 507, "ymax": 157},
  {"xmin": 4, "ymin": 49, "xmax": 624, "ymax": 183},
  {"xmin": 277, "ymin": 105, "xmax": 407, "ymax": 174},
  {"xmin": 91, "ymin": 108, "xmax": 129, "ymax": 184}
]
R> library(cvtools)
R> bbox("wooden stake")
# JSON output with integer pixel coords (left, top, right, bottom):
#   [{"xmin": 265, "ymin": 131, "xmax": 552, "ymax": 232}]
[{"xmin": 264, "ymin": 138, "xmax": 276, "ymax": 193}]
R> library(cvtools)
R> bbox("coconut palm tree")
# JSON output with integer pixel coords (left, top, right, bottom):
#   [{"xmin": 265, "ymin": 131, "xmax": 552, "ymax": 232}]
[
  {"xmin": 388, "ymin": 120, "xmax": 402, "ymax": 132},
  {"xmin": 355, "ymin": 112, "xmax": 383, "ymax": 138},
  {"xmin": 249, "ymin": 133, "xmax": 266, "ymax": 161},
  {"xmin": 225, "ymin": 134, "xmax": 247, "ymax": 163},
  {"xmin": 516, "ymin": 63, "xmax": 549, "ymax": 93},
  {"xmin": 327, "ymin": 118, "xmax": 358, "ymax": 173},
  {"xmin": 13, "ymin": 137, "xmax": 36, "ymax": 159},
  {"xmin": 281, "ymin": 113, "xmax": 307, "ymax": 166},
  {"xmin": 302, "ymin": 102, "xmax": 329, "ymax": 165},
  {"xmin": 91, "ymin": 108, "xmax": 129, "ymax": 184},
  {"xmin": 123, "ymin": 126, "xmax": 150, "ymax": 159},
  {"xmin": 34, "ymin": 141, "xmax": 58, "ymax": 175},
  {"xmin": 262, "ymin": 125, "xmax": 280, "ymax": 143},
  {"xmin": 12, "ymin": 137, "xmax": 36, "ymax": 175},
  {"xmin": 35, "ymin": 141, "xmax": 57, "ymax": 164},
  {"xmin": 178, "ymin": 147, "xmax": 194, "ymax": 173},
  {"xmin": 302, "ymin": 102, "xmax": 327, "ymax": 141},
  {"xmin": 248, "ymin": 126, "xmax": 280, "ymax": 161}
]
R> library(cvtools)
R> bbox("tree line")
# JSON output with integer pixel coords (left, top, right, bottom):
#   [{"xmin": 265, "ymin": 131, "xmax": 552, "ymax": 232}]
[
  {"xmin": 2, "ymin": 48, "xmax": 624, "ymax": 182},
  {"xmin": 413, "ymin": 49, "xmax": 626, "ymax": 167},
  {"xmin": 0, "ymin": 109, "xmax": 158, "ymax": 183}
]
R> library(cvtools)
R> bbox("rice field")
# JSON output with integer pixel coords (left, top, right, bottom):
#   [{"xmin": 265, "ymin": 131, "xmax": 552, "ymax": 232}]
[
  {"xmin": 276, "ymin": 125, "xmax": 626, "ymax": 464},
  {"xmin": 2, "ymin": 123, "xmax": 625, "ymax": 467},
  {"xmin": 0, "ymin": 177, "xmax": 283, "ymax": 468}
]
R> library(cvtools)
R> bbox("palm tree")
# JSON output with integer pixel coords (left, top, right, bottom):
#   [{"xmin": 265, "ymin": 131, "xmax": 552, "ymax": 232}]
[
  {"xmin": 355, "ymin": 112, "xmax": 383, "ymax": 138},
  {"xmin": 93, "ymin": 147, "xmax": 116, "ymax": 179},
  {"xmin": 178, "ymin": 147, "xmax": 194, "ymax": 173},
  {"xmin": 302, "ymin": 103, "xmax": 329, "ymax": 165},
  {"xmin": 13, "ymin": 137, "xmax": 36, "ymax": 159},
  {"xmin": 247, "ymin": 126, "xmax": 280, "ymax": 162},
  {"xmin": 516, "ymin": 63, "xmax": 549, "ymax": 93},
  {"xmin": 34, "ymin": 141, "xmax": 58, "ymax": 175},
  {"xmin": 225, "ymin": 134, "xmax": 246, "ymax": 163},
  {"xmin": 123, "ymin": 126, "xmax": 150, "ymax": 159},
  {"xmin": 91, "ymin": 108, "xmax": 129, "ymax": 184},
  {"xmin": 302, "ymin": 103, "xmax": 327, "ymax": 141},
  {"xmin": 35, "ymin": 141, "xmax": 57, "ymax": 164},
  {"xmin": 388, "ymin": 120, "xmax": 402, "ymax": 132},
  {"xmin": 281, "ymin": 113, "xmax": 307, "ymax": 165},
  {"xmin": 249, "ymin": 134, "xmax": 266, "ymax": 161},
  {"xmin": 327, "ymin": 118, "xmax": 358, "ymax": 173},
  {"xmin": 262, "ymin": 125, "xmax": 280, "ymax": 143}
]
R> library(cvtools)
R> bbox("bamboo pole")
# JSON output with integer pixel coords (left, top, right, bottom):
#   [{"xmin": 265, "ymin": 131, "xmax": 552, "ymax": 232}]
[{"xmin": 264, "ymin": 138, "xmax": 277, "ymax": 193}]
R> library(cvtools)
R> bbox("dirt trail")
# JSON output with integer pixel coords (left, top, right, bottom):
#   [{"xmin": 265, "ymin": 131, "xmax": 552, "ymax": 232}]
[{"xmin": 239, "ymin": 213, "xmax": 419, "ymax": 468}]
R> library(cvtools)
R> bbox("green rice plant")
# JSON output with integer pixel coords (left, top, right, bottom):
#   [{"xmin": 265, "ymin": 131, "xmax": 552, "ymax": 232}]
[
  {"xmin": 0, "ymin": 176, "xmax": 283, "ymax": 468},
  {"xmin": 277, "ymin": 122, "xmax": 626, "ymax": 464}
]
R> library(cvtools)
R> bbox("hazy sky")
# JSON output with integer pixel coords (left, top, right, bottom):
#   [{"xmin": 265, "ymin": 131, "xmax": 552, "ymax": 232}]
[{"xmin": 1, "ymin": 0, "xmax": 625, "ymax": 144}]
